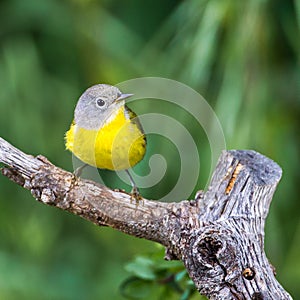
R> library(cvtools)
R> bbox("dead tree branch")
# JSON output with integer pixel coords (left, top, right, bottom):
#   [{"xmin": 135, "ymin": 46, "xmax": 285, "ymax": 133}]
[{"xmin": 0, "ymin": 137, "xmax": 292, "ymax": 299}]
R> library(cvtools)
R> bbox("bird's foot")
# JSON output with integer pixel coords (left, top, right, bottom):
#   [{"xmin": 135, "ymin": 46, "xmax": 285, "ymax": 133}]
[
  {"xmin": 130, "ymin": 186, "xmax": 143, "ymax": 203},
  {"xmin": 73, "ymin": 164, "xmax": 88, "ymax": 177}
]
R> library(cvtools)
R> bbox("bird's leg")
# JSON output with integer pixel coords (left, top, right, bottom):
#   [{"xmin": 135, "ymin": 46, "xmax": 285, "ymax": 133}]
[
  {"xmin": 74, "ymin": 163, "xmax": 88, "ymax": 177},
  {"xmin": 125, "ymin": 169, "xmax": 142, "ymax": 201}
]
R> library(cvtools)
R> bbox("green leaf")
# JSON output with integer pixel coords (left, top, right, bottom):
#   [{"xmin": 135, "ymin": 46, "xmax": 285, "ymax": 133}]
[
  {"xmin": 175, "ymin": 270, "xmax": 187, "ymax": 282},
  {"xmin": 124, "ymin": 256, "xmax": 156, "ymax": 280},
  {"xmin": 119, "ymin": 277, "xmax": 154, "ymax": 300}
]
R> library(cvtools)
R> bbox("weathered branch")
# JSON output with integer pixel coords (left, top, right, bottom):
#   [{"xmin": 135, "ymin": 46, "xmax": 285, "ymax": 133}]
[{"xmin": 0, "ymin": 137, "xmax": 292, "ymax": 299}]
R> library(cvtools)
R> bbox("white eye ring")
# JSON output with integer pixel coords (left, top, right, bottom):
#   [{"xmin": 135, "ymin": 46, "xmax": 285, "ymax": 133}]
[{"xmin": 96, "ymin": 98, "xmax": 106, "ymax": 107}]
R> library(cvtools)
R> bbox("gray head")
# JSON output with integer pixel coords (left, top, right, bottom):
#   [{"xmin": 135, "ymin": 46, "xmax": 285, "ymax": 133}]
[{"xmin": 74, "ymin": 84, "xmax": 133, "ymax": 130}]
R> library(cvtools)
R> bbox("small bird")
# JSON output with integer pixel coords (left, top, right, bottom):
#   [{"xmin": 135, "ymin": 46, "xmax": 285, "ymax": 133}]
[{"xmin": 65, "ymin": 84, "xmax": 146, "ymax": 199}]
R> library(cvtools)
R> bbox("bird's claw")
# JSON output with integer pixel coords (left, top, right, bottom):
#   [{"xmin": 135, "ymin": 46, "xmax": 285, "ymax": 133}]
[{"xmin": 130, "ymin": 186, "xmax": 143, "ymax": 203}]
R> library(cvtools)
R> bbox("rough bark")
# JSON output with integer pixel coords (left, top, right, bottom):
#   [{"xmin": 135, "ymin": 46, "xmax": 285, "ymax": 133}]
[{"xmin": 0, "ymin": 137, "xmax": 292, "ymax": 299}]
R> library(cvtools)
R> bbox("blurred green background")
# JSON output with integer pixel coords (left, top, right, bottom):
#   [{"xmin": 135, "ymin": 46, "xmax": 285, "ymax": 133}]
[{"xmin": 0, "ymin": 0, "xmax": 299, "ymax": 299}]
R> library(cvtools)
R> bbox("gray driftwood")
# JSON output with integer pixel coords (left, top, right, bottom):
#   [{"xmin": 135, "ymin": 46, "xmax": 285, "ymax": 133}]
[{"xmin": 0, "ymin": 137, "xmax": 292, "ymax": 299}]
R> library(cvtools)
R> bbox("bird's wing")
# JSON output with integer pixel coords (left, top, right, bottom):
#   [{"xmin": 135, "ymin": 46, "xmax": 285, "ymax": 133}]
[{"xmin": 124, "ymin": 105, "xmax": 145, "ymax": 136}]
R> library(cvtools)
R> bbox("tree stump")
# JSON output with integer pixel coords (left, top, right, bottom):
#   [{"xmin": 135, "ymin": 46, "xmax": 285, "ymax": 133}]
[{"xmin": 0, "ymin": 137, "xmax": 292, "ymax": 299}]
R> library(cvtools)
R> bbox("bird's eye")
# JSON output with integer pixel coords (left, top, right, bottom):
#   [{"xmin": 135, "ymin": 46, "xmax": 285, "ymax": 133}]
[{"xmin": 96, "ymin": 98, "xmax": 106, "ymax": 107}]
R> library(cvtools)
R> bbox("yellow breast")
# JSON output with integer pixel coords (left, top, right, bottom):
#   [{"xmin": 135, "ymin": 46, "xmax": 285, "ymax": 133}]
[{"xmin": 65, "ymin": 107, "xmax": 146, "ymax": 170}]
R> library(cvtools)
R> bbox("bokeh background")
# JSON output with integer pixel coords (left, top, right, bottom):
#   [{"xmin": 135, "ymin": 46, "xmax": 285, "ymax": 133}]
[{"xmin": 0, "ymin": 0, "xmax": 299, "ymax": 299}]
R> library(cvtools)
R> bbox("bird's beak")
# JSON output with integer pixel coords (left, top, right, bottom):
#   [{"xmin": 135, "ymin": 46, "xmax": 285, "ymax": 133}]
[{"xmin": 115, "ymin": 93, "xmax": 134, "ymax": 102}]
